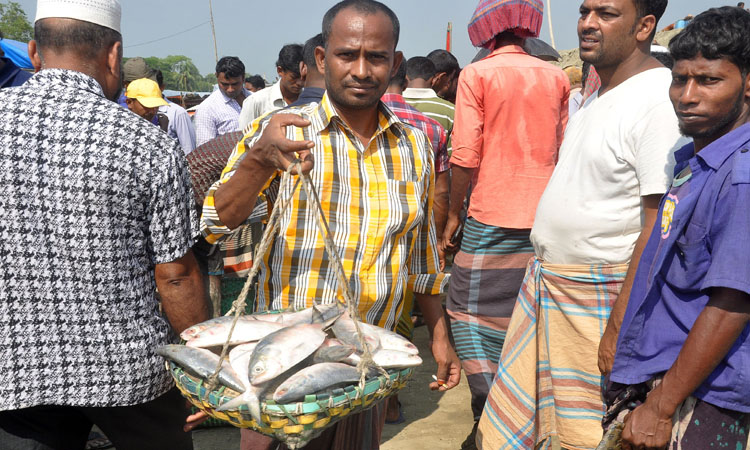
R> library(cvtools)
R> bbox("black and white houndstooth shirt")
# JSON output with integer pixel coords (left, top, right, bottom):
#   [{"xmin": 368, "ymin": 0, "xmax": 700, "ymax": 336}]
[{"xmin": 0, "ymin": 69, "xmax": 199, "ymax": 410}]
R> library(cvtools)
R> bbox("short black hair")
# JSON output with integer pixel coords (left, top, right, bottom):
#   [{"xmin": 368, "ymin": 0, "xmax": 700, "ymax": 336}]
[
  {"xmin": 652, "ymin": 50, "xmax": 674, "ymax": 69},
  {"xmin": 670, "ymin": 6, "xmax": 750, "ymax": 75},
  {"xmin": 245, "ymin": 74, "xmax": 265, "ymax": 90},
  {"xmin": 276, "ymin": 43, "xmax": 303, "ymax": 76},
  {"xmin": 390, "ymin": 58, "xmax": 406, "ymax": 87},
  {"xmin": 426, "ymin": 49, "xmax": 460, "ymax": 76},
  {"xmin": 633, "ymin": 0, "xmax": 668, "ymax": 23},
  {"xmin": 216, "ymin": 56, "xmax": 245, "ymax": 78},
  {"xmin": 322, "ymin": 0, "xmax": 400, "ymax": 49},
  {"xmin": 303, "ymin": 34, "xmax": 324, "ymax": 68},
  {"xmin": 34, "ymin": 19, "xmax": 121, "ymax": 60},
  {"xmin": 406, "ymin": 56, "xmax": 436, "ymax": 81}
]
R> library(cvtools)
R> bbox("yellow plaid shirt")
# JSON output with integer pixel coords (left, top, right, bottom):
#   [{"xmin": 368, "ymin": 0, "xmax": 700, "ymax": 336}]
[{"xmin": 201, "ymin": 93, "xmax": 447, "ymax": 330}]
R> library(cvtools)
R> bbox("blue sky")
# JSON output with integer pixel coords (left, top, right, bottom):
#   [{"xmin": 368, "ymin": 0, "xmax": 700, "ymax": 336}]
[{"xmin": 12, "ymin": 0, "xmax": 730, "ymax": 78}]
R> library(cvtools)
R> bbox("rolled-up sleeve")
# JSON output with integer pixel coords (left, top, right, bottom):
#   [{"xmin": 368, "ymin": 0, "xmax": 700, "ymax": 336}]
[
  {"xmin": 408, "ymin": 134, "xmax": 449, "ymax": 295},
  {"xmin": 450, "ymin": 67, "xmax": 483, "ymax": 169},
  {"xmin": 200, "ymin": 116, "xmax": 273, "ymax": 244}
]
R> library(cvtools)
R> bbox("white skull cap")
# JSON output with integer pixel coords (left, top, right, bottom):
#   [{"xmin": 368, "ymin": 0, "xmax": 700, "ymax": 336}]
[{"xmin": 35, "ymin": 0, "xmax": 121, "ymax": 34}]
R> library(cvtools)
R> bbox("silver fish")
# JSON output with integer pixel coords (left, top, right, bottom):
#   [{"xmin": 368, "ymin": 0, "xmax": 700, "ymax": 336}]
[
  {"xmin": 372, "ymin": 349, "xmax": 423, "ymax": 368},
  {"xmin": 185, "ymin": 320, "xmax": 284, "ymax": 348},
  {"xmin": 216, "ymin": 342, "xmax": 266, "ymax": 423},
  {"xmin": 180, "ymin": 315, "xmax": 258, "ymax": 341},
  {"xmin": 312, "ymin": 341, "xmax": 356, "ymax": 364},
  {"xmin": 358, "ymin": 322, "xmax": 419, "ymax": 356},
  {"xmin": 156, "ymin": 344, "xmax": 245, "ymax": 393},
  {"xmin": 331, "ymin": 313, "xmax": 381, "ymax": 353},
  {"xmin": 248, "ymin": 323, "xmax": 327, "ymax": 386},
  {"xmin": 272, "ymin": 363, "xmax": 362, "ymax": 404}
]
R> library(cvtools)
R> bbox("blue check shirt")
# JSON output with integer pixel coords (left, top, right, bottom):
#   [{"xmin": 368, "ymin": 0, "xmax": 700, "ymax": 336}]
[{"xmin": 611, "ymin": 123, "xmax": 750, "ymax": 412}]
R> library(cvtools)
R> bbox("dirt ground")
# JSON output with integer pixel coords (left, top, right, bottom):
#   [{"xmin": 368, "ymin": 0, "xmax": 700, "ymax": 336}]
[{"xmin": 191, "ymin": 325, "xmax": 475, "ymax": 450}]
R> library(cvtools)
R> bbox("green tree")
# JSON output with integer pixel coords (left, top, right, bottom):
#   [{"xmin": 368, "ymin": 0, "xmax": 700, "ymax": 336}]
[{"xmin": 0, "ymin": 1, "xmax": 33, "ymax": 42}]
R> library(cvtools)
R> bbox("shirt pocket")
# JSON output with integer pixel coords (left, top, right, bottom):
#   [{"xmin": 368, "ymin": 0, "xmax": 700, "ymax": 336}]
[
  {"xmin": 661, "ymin": 224, "xmax": 710, "ymax": 292},
  {"xmin": 384, "ymin": 180, "xmax": 423, "ymax": 234}
]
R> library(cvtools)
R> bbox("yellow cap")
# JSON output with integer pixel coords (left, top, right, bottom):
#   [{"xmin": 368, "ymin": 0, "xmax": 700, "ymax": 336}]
[{"xmin": 125, "ymin": 78, "xmax": 168, "ymax": 108}]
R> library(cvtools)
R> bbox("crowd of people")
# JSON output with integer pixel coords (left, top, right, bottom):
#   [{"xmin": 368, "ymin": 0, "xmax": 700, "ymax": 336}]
[{"xmin": 1, "ymin": 0, "xmax": 750, "ymax": 449}]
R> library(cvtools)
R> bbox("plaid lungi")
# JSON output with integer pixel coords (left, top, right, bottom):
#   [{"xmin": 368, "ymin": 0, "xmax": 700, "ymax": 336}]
[
  {"xmin": 477, "ymin": 257, "xmax": 627, "ymax": 450},
  {"xmin": 446, "ymin": 218, "xmax": 534, "ymax": 419}
]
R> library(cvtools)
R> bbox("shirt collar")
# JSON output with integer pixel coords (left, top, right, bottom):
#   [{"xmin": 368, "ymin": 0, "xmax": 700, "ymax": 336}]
[
  {"xmin": 28, "ymin": 68, "xmax": 105, "ymax": 98},
  {"xmin": 488, "ymin": 44, "xmax": 527, "ymax": 58},
  {"xmin": 695, "ymin": 123, "xmax": 750, "ymax": 170},
  {"xmin": 381, "ymin": 92, "xmax": 406, "ymax": 106},
  {"xmin": 219, "ymin": 86, "xmax": 251, "ymax": 104},
  {"xmin": 402, "ymin": 87, "xmax": 438, "ymax": 99},
  {"xmin": 310, "ymin": 92, "xmax": 405, "ymax": 138}
]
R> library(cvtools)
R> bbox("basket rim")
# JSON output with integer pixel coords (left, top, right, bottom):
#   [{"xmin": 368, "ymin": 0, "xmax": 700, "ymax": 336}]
[{"xmin": 168, "ymin": 361, "xmax": 413, "ymax": 416}]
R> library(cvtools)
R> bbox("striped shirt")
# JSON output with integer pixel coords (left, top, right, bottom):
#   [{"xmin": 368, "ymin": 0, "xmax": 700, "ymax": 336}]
[
  {"xmin": 403, "ymin": 87, "xmax": 455, "ymax": 153},
  {"xmin": 194, "ymin": 87, "xmax": 251, "ymax": 146},
  {"xmin": 382, "ymin": 93, "xmax": 449, "ymax": 173},
  {"xmin": 202, "ymin": 93, "xmax": 447, "ymax": 330}
]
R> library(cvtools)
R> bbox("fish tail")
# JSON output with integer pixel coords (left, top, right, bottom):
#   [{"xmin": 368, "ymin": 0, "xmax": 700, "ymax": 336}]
[{"xmin": 215, "ymin": 390, "xmax": 263, "ymax": 425}]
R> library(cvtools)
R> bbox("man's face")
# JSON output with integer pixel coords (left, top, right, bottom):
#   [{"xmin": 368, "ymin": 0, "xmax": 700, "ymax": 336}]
[
  {"xmin": 217, "ymin": 72, "xmax": 244, "ymax": 99},
  {"xmin": 432, "ymin": 70, "xmax": 456, "ymax": 99},
  {"xmin": 125, "ymin": 98, "xmax": 158, "ymax": 121},
  {"xmin": 670, "ymin": 56, "xmax": 749, "ymax": 141},
  {"xmin": 278, "ymin": 68, "xmax": 304, "ymax": 95},
  {"xmin": 245, "ymin": 81, "xmax": 260, "ymax": 92},
  {"xmin": 578, "ymin": 0, "xmax": 639, "ymax": 69},
  {"xmin": 320, "ymin": 8, "xmax": 400, "ymax": 111}
]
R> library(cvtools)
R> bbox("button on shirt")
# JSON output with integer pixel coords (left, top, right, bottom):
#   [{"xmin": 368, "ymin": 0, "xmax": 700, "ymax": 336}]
[
  {"xmin": 202, "ymin": 93, "xmax": 447, "ymax": 330},
  {"xmin": 612, "ymin": 123, "xmax": 750, "ymax": 412},
  {"xmin": 194, "ymin": 87, "xmax": 250, "ymax": 146},
  {"xmin": 0, "ymin": 69, "xmax": 199, "ymax": 410},
  {"xmin": 382, "ymin": 93, "xmax": 449, "ymax": 173}
]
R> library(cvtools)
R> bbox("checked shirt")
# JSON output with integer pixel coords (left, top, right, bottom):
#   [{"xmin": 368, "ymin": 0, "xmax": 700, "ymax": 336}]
[
  {"xmin": 0, "ymin": 69, "xmax": 199, "ymax": 410},
  {"xmin": 382, "ymin": 93, "xmax": 449, "ymax": 174},
  {"xmin": 202, "ymin": 93, "xmax": 447, "ymax": 330}
]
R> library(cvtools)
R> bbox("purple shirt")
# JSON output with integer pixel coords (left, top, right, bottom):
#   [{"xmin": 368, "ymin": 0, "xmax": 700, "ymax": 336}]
[{"xmin": 611, "ymin": 123, "xmax": 750, "ymax": 412}]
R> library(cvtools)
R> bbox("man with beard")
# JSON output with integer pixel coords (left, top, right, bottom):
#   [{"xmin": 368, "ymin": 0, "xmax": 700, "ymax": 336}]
[
  {"xmin": 0, "ymin": 0, "xmax": 208, "ymax": 448},
  {"xmin": 477, "ymin": 0, "xmax": 688, "ymax": 448},
  {"xmin": 601, "ymin": 7, "xmax": 750, "ymax": 449},
  {"xmin": 199, "ymin": 1, "xmax": 460, "ymax": 448}
]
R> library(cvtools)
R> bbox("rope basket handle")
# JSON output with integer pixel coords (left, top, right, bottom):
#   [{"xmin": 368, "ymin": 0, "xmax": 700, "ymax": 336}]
[{"xmin": 205, "ymin": 160, "xmax": 388, "ymax": 395}]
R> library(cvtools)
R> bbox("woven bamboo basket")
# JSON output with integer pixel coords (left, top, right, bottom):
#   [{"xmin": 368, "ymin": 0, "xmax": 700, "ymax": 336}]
[{"xmin": 169, "ymin": 361, "xmax": 413, "ymax": 446}]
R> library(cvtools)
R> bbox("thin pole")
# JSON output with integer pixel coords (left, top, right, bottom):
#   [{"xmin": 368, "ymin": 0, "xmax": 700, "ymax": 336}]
[
  {"xmin": 546, "ymin": 0, "xmax": 557, "ymax": 49},
  {"xmin": 446, "ymin": 22, "xmax": 453, "ymax": 52},
  {"xmin": 209, "ymin": 0, "xmax": 218, "ymax": 63}
]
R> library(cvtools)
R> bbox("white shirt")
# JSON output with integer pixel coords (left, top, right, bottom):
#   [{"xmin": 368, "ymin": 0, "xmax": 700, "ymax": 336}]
[
  {"xmin": 194, "ymin": 87, "xmax": 250, "ymax": 146},
  {"xmin": 531, "ymin": 68, "xmax": 689, "ymax": 265},
  {"xmin": 159, "ymin": 100, "xmax": 196, "ymax": 154},
  {"xmin": 238, "ymin": 81, "xmax": 286, "ymax": 131}
]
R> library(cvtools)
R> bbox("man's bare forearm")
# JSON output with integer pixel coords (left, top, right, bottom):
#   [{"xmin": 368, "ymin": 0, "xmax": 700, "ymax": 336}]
[
  {"xmin": 156, "ymin": 250, "xmax": 210, "ymax": 334},
  {"xmin": 606, "ymin": 195, "xmax": 662, "ymax": 334},
  {"xmin": 646, "ymin": 288, "xmax": 750, "ymax": 417},
  {"xmin": 415, "ymin": 293, "xmax": 449, "ymax": 341},
  {"xmin": 214, "ymin": 155, "xmax": 275, "ymax": 230},
  {"xmin": 447, "ymin": 165, "xmax": 473, "ymax": 217},
  {"xmin": 433, "ymin": 171, "xmax": 450, "ymax": 241}
]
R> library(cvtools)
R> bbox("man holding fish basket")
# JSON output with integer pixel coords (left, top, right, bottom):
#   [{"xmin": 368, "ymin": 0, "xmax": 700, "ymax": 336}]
[{"xmin": 184, "ymin": 1, "xmax": 462, "ymax": 448}]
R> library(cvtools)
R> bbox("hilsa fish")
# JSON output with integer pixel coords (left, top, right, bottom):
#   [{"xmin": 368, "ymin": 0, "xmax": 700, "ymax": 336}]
[
  {"xmin": 273, "ymin": 363, "xmax": 362, "ymax": 404},
  {"xmin": 248, "ymin": 323, "xmax": 327, "ymax": 386},
  {"xmin": 156, "ymin": 344, "xmax": 245, "ymax": 393}
]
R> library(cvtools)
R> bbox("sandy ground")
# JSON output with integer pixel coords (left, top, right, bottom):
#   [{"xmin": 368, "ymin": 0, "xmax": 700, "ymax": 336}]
[{"xmin": 191, "ymin": 325, "xmax": 475, "ymax": 450}]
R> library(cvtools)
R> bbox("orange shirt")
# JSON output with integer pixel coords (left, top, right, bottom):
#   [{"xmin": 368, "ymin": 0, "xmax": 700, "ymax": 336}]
[{"xmin": 451, "ymin": 45, "xmax": 570, "ymax": 229}]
